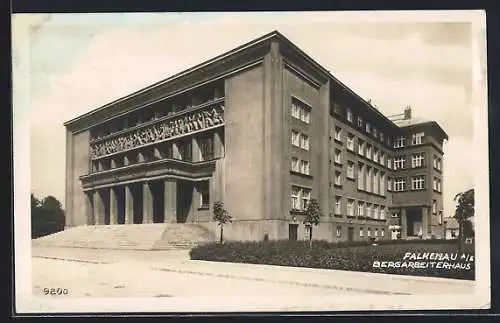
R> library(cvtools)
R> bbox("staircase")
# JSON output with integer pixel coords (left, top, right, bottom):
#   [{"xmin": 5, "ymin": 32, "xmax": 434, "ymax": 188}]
[
  {"xmin": 152, "ymin": 223, "xmax": 217, "ymax": 250},
  {"xmin": 32, "ymin": 223, "xmax": 217, "ymax": 250}
]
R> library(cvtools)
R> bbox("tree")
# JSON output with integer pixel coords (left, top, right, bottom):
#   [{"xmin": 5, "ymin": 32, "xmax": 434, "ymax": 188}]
[
  {"xmin": 453, "ymin": 188, "xmax": 474, "ymax": 252},
  {"xmin": 31, "ymin": 194, "xmax": 65, "ymax": 239},
  {"xmin": 303, "ymin": 198, "xmax": 322, "ymax": 248},
  {"xmin": 213, "ymin": 201, "xmax": 232, "ymax": 244}
]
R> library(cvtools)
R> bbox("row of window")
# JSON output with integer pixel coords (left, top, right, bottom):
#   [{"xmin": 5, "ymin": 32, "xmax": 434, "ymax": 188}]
[
  {"xmin": 335, "ymin": 225, "xmax": 386, "ymax": 238},
  {"xmin": 388, "ymin": 175, "xmax": 426, "ymax": 192},
  {"xmin": 393, "ymin": 153, "xmax": 426, "ymax": 170},
  {"xmin": 341, "ymin": 106, "xmax": 389, "ymax": 145},
  {"xmin": 334, "ymin": 196, "xmax": 387, "ymax": 219},
  {"xmin": 291, "ymin": 130, "xmax": 310, "ymax": 151},
  {"xmin": 393, "ymin": 132, "xmax": 425, "ymax": 148},
  {"xmin": 291, "ymin": 157, "xmax": 310, "ymax": 175}
]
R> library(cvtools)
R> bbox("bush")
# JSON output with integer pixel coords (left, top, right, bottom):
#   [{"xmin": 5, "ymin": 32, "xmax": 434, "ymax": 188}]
[{"xmin": 189, "ymin": 239, "xmax": 475, "ymax": 280}]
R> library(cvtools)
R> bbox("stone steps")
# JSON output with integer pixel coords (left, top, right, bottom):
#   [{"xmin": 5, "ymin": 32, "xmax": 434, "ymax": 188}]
[{"xmin": 33, "ymin": 223, "xmax": 217, "ymax": 250}]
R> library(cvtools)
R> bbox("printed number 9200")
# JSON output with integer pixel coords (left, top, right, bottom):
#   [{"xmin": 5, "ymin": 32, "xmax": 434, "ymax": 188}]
[{"xmin": 43, "ymin": 288, "xmax": 69, "ymax": 296}]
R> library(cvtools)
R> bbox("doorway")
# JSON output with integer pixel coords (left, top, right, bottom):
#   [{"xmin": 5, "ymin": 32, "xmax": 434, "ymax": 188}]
[
  {"xmin": 288, "ymin": 224, "xmax": 298, "ymax": 241},
  {"xmin": 176, "ymin": 180, "xmax": 193, "ymax": 223},
  {"xmin": 347, "ymin": 227, "xmax": 354, "ymax": 241}
]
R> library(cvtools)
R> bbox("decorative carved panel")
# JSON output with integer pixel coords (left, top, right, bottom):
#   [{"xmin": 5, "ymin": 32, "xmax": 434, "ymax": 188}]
[{"xmin": 89, "ymin": 104, "xmax": 224, "ymax": 160}]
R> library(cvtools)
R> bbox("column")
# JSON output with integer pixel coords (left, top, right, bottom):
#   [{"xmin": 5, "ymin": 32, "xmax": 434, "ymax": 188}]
[
  {"xmin": 401, "ymin": 208, "xmax": 407, "ymax": 239},
  {"xmin": 84, "ymin": 191, "xmax": 94, "ymax": 225},
  {"xmin": 422, "ymin": 206, "xmax": 429, "ymax": 239},
  {"xmin": 125, "ymin": 184, "xmax": 134, "ymax": 224},
  {"xmin": 93, "ymin": 189, "xmax": 105, "ymax": 225},
  {"xmin": 109, "ymin": 186, "xmax": 119, "ymax": 225},
  {"xmin": 213, "ymin": 130, "xmax": 224, "ymax": 158},
  {"xmin": 192, "ymin": 137, "xmax": 201, "ymax": 162},
  {"xmin": 164, "ymin": 180, "xmax": 177, "ymax": 223},
  {"xmin": 142, "ymin": 181, "xmax": 153, "ymax": 224}
]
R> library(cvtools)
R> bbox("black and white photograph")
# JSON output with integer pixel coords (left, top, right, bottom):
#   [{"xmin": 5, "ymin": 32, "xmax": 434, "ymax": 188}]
[{"xmin": 12, "ymin": 10, "xmax": 490, "ymax": 313}]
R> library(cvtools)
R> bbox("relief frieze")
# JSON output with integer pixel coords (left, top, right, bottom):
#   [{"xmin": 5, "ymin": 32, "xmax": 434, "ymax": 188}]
[{"xmin": 89, "ymin": 105, "xmax": 224, "ymax": 160}]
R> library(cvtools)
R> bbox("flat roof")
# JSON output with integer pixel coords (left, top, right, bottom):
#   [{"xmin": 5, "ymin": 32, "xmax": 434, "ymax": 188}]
[{"xmin": 64, "ymin": 30, "xmax": 433, "ymax": 133}]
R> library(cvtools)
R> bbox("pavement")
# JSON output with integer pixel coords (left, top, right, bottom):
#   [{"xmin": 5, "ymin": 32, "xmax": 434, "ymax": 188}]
[{"xmin": 31, "ymin": 246, "xmax": 475, "ymax": 299}]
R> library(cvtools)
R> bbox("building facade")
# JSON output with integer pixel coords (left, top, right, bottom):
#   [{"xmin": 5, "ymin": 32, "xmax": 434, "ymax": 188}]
[{"xmin": 64, "ymin": 31, "xmax": 448, "ymax": 242}]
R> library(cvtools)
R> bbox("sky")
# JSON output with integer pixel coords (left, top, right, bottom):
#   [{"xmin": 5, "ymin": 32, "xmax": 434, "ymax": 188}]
[{"xmin": 17, "ymin": 12, "xmax": 483, "ymax": 218}]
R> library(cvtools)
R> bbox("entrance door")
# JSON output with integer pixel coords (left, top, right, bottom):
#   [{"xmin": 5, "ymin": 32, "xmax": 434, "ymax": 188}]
[
  {"xmin": 347, "ymin": 227, "xmax": 354, "ymax": 241},
  {"xmin": 289, "ymin": 224, "xmax": 298, "ymax": 241}
]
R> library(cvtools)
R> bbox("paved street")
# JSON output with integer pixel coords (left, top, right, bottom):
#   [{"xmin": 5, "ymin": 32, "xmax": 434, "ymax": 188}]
[{"xmin": 31, "ymin": 246, "xmax": 475, "ymax": 299}]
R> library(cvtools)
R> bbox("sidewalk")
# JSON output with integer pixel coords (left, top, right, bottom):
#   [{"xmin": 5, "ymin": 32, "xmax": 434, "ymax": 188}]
[{"xmin": 153, "ymin": 259, "xmax": 475, "ymax": 295}]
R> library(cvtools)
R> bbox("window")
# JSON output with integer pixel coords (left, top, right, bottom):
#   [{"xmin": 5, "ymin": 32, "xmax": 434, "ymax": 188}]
[
  {"xmin": 380, "ymin": 173, "xmax": 385, "ymax": 195},
  {"xmin": 433, "ymin": 156, "xmax": 438, "ymax": 169},
  {"xmin": 332, "ymin": 103, "xmax": 342, "ymax": 115},
  {"xmin": 347, "ymin": 133, "xmax": 355, "ymax": 151},
  {"xmin": 373, "ymin": 205, "xmax": 379, "ymax": 219},
  {"xmin": 394, "ymin": 178, "xmax": 406, "ymax": 192},
  {"xmin": 291, "ymin": 157, "xmax": 300, "ymax": 172},
  {"xmin": 366, "ymin": 122, "xmax": 371, "ymax": 134},
  {"xmin": 365, "ymin": 167, "xmax": 372, "ymax": 193},
  {"xmin": 380, "ymin": 152, "xmax": 385, "ymax": 166},
  {"xmin": 292, "ymin": 98, "xmax": 311, "ymax": 124},
  {"xmin": 334, "ymin": 126, "xmax": 342, "ymax": 141},
  {"xmin": 373, "ymin": 170, "xmax": 379, "ymax": 194},
  {"xmin": 291, "ymin": 186, "xmax": 301, "ymax": 210},
  {"xmin": 366, "ymin": 204, "xmax": 372, "ymax": 218},
  {"xmin": 380, "ymin": 132, "xmax": 384, "ymax": 143},
  {"xmin": 334, "ymin": 171, "xmax": 342, "ymax": 186},
  {"xmin": 412, "ymin": 132, "xmax": 425, "ymax": 145},
  {"xmin": 433, "ymin": 177, "xmax": 438, "ymax": 191},
  {"xmin": 358, "ymin": 139, "xmax": 365, "ymax": 156},
  {"xmin": 437, "ymin": 158, "xmax": 442, "ymax": 171},
  {"xmin": 302, "ymin": 189, "xmax": 311, "ymax": 210},
  {"xmin": 301, "ymin": 134, "xmax": 309, "ymax": 151},
  {"xmin": 434, "ymin": 156, "xmax": 442, "ymax": 171},
  {"xmin": 387, "ymin": 177, "xmax": 392, "ymax": 191},
  {"xmin": 347, "ymin": 109, "xmax": 353, "ymax": 122},
  {"xmin": 374, "ymin": 229, "xmax": 379, "ymax": 237},
  {"xmin": 381, "ymin": 228, "xmax": 385, "ymax": 237},
  {"xmin": 300, "ymin": 160, "xmax": 310, "ymax": 175},
  {"xmin": 394, "ymin": 136, "xmax": 406, "ymax": 148},
  {"xmin": 394, "ymin": 156, "xmax": 406, "ymax": 170},
  {"xmin": 360, "ymin": 228, "xmax": 364, "ymax": 237},
  {"xmin": 334, "ymin": 149, "xmax": 342, "ymax": 164},
  {"xmin": 336, "ymin": 226, "xmax": 342, "ymax": 238},
  {"xmin": 357, "ymin": 163, "xmax": 365, "ymax": 190},
  {"xmin": 366, "ymin": 144, "xmax": 372, "ymax": 160},
  {"xmin": 357, "ymin": 116, "xmax": 363, "ymax": 128},
  {"xmin": 367, "ymin": 228, "xmax": 372, "ymax": 237},
  {"xmin": 373, "ymin": 128, "xmax": 378, "ymax": 138},
  {"xmin": 358, "ymin": 202, "xmax": 365, "ymax": 216},
  {"xmin": 335, "ymin": 196, "xmax": 342, "ymax": 215},
  {"xmin": 380, "ymin": 207, "xmax": 386, "ymax": 220},
  {"xmin": 373, "ymin": 148, "xmax": 379, "ymax": 163},
  {"xmin": 412, "ymin": 153, "xmax": 425, "ymax": 168},
  {"xmin": 199, "ymin": 181, "xmax": 210, "ymax": 208},
  {"xmin": 291, "ymin": 130, "xmax": 300, "ymax": 147},
  {"xmin": 437, "ymin": 178, "xmax": 442, "ymax": 192},
  {"xmin": 411, "ymin": 175, "xmax": 425, "ymax": 190},
  {"xmin": 347, "ymin": 161, "xmax": 355, "ymax": 179},
  {"xmin": 387, "ymin": 157, "xmax": 392, "ymax": 170},
  {"xmin": 347, "ymin": 199, "xmax": 354, "ymax": 216},
  {"xmin": 432, "ymin": 200, "xmax": 437, "ymax": 214}
]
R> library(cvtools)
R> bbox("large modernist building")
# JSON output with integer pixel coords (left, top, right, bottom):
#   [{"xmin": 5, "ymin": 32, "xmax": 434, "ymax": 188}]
[{"xmin": 64, "ymin": 31, "xmax": 448, "ymax": 242}]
